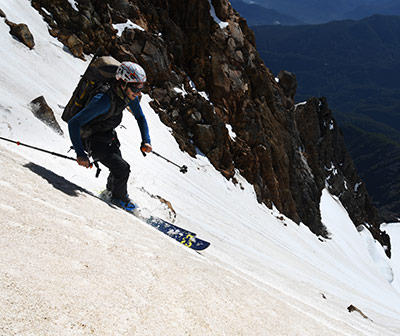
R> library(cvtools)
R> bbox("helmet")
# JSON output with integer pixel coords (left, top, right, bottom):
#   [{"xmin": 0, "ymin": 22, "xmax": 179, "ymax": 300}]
[{"xmin": 115, "ymin": 61, "xmax": 147, "ymax": 83}]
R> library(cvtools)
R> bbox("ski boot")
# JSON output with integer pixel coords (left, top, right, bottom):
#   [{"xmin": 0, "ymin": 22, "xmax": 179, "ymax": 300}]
[{"xmin": 111, "ymin": 196, "xmax": 138, "ymax": 213}]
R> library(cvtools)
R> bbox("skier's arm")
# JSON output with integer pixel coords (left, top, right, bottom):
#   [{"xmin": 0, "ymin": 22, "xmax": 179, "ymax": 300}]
[
  {"xmin": 128, "ymin": 97, "xmax": 151, "ymax": 146},
  {"xmin": 68, "ymin": 93, "xmax": 111, "ymax": 159}
]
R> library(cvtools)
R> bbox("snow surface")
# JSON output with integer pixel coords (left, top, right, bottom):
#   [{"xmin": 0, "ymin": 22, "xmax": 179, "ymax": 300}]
[
  {"xmin": 113, "ymin": 19, "xmax": 145, "ymax": 37},
  {"xmin": 1, "ymin": 1, "xmax": 400, "ymax": 334},
  {"xmin": 226, "ymin": 124, "xmax": 237, "ymax": 140},
  {"xmin": 66, "ymin": 0, "xmax": 78, "ymax": 12}
]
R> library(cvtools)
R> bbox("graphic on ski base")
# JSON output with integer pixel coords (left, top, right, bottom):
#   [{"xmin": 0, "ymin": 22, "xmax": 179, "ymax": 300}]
[{"xmin": 144, "ymin": 216, "xmax": 210, "ymax": 250}]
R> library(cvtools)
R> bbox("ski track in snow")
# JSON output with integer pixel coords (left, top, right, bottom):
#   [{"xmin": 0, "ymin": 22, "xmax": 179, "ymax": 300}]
[
  {"xmin": 1, "ymin": 1, "xmax": 400, "ymax": 335},
  {"xmin": 0, "ymin": 145, "xmax": 396, "ymax": 336}
]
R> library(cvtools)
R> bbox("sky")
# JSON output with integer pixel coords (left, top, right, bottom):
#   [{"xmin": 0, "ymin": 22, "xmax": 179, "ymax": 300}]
[{"xmin": 1, "ymin": 1, "xmax": 400, "ymax": 334}]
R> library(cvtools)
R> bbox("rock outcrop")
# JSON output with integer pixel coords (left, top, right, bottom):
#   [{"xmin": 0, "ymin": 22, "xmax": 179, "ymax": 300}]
[
  {"xmin": 30, "ymin": 96, "xmax": 64, "ymax": 135},
  {"xmin": 1, "ymin": 8, "xmax": 35, "ymax": 49},
  {"xmin": 29, "ymin": 0, "xmax": 390, "ymax": 253}
]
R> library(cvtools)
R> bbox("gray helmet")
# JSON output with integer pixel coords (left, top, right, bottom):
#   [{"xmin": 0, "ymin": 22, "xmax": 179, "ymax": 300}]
[{"xmin": 115, "ymin": 62, "xmax": 147, "ymax": 83}]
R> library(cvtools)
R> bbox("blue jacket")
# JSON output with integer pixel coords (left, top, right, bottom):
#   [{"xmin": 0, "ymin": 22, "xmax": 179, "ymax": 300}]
[{"xmin": 68, "ymin": 93, "xmax": 150, "ymax": 158}]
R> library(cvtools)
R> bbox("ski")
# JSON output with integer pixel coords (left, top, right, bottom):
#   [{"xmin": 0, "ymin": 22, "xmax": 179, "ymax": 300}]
[
  {"xmin": 98, "ymin": 190, "xmax": 210, "ymax": 250},
  {"xmin": 146, "ymin": 215, "xmax": 196, "ymax": 237},
  {"xmin": 143, "ymin": 216, "xmax": 210, "ymax": 251}
]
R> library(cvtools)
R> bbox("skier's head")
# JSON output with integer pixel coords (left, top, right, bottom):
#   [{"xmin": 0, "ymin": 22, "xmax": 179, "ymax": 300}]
[
  {"xmin": 116, "ymin": 61, "xmax": 146, "ymax": 100},
  {"xmin": 116, "ymin": 62, "xmax": 146, "ymax": 84}
]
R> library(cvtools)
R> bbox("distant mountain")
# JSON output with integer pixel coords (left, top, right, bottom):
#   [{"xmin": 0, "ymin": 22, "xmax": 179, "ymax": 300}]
[
  {"xmin": 346, "ymin": 1, "xmax": 400, "ymax": 20},
  {"xmin": 230, "ymin": 0, "xmax": 302, "ymax": 26},
  {"xmin": 252, "ymin": 15, "xmax": 400, "ymax": 220},
  {"xmin": 242, "ymin": 0, "xmax": 399, "ymax": 24}
]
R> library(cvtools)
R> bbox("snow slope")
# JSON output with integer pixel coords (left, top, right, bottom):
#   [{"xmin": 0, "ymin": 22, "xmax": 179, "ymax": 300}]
[{"xmin": 1, "ymin": 1, "xmax": 400, "ymax": 334}]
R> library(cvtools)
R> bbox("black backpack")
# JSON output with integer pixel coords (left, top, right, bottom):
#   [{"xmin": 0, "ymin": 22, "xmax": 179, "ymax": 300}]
[{"xmin": 62, "ymin": 54, "xmax": 121, "ymax": 122}]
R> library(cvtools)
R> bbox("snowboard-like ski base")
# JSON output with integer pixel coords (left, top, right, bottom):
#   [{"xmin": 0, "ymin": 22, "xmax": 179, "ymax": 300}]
[
  {"xmin": 98, "ymin": 190, "xmax": 210, "ymax": 251},
  {"xmin": 144, "ymin": 215, "xmax": 210, "ymax": 250}
]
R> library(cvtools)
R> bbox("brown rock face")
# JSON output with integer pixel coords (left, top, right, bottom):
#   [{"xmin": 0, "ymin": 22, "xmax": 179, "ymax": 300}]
[
  {"xmin": 6, "ymin": 21, "xmax": 35, "ymax": 49},
  {"xmin": 29, "ymin": 0, "xmax": 390, "ymax": 253},
  {"xmin": 278, "ymin": 70, "xmax": 297, "ymax": 101},
  {"xmin": 30, "ymin": 96, "xmax": 64, "ymax": 135}
]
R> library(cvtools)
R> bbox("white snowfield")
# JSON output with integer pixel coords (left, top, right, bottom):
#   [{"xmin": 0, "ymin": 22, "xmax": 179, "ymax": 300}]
[{"xmin": 1, "ymin": 1, "xmax": 400, "ymax": 335}]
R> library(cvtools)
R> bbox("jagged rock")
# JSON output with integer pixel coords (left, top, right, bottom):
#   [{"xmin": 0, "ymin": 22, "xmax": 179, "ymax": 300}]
[
  {"xmin": 111, "ymin": 0, "xmax": 130, "ymax": 11},
  {"xmin": 140, "ymin": 39, "xmax": 171, "ymax": 83},
  {"xmin": 77, "ymin": 12, "xmax": 92, "ymax": 34},
  {"xmin": 151, "ymin": 88, "xmax": 171, "ymax": 110},
  {"xmin": 65, "ymin": 34, "xmax": 84, "ymax": 59},
  {"xmin": 294, "ymin": 97, "xmax": 391, "ymax": 247},
  {"xmin": 0, "ymin": 8, "xmax": 6, "ymax": 18},
  {"xmin": 277, "ymin": 70, "xmax": 297, "ymax": 101},
  {"xmin": 6, "ymin": 21, "xmax": 35, "ymax": 49},
  {"xmin": 185, "ymin": 108, "xmax": 202, "ymax": 128},
  {"xmin": 211, "ymin": 0, "xmax": 230, "ymax": 21},
  {"xmin": 228, "ymin": 22, "xmax": 245, "ymax": 47},
  {"xmin": 30, "ymin": 96, "xmax": 63, "ymax": 135},
  {"xmin": 194, "ymin": 124, "xmax": 215, "ymax": 154}
]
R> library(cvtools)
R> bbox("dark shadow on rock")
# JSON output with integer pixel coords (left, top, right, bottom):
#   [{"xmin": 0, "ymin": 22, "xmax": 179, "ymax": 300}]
[{"xmin": 24, "ymin": 162, "xmax": 89, "ymax": 197}]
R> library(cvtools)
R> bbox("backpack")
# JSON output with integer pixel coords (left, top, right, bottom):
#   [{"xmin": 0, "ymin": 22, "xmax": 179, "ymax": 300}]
[{"xmin": 62, "ymin": 54, "xmax": 121, "ymax": 122}]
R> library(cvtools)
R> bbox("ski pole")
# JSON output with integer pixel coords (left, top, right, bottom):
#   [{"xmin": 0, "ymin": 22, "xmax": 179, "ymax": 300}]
[
  {"xmin": 151, "ymin": 150, "xmax": 188, "ymax": 174},
  {"xmin": 0, "ymin": 136, "xmax": 100, "ymax": 174},
  {"xmin": 0, "ymin": 136, "xmax": 77, "ymax": 162}
]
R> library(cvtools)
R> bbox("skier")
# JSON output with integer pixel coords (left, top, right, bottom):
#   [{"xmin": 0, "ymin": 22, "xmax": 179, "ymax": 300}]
[{"xmin": 67, "ymin": 61, "xmax": 152, "ymax": 212}]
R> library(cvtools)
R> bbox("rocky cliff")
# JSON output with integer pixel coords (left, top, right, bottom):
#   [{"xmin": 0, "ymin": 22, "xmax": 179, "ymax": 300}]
[{"xmin": 26, "ymin": 0, "xmax": 390, "ymax": 254}]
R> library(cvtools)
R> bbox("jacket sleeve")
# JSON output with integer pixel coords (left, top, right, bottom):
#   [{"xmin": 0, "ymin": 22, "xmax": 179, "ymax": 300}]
[
  {"xmin": 68, "ymin": 93, "xmax": 111, "ymax": 158},
  {"xmin": 128, "ymin": 97, "xmax": 151, "ymax": 145}
]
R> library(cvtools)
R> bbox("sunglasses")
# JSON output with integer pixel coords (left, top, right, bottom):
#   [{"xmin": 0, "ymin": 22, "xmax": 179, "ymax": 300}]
[{"xmin": 126, "ymin": 83, "xmax": 143, "ymax": 93}]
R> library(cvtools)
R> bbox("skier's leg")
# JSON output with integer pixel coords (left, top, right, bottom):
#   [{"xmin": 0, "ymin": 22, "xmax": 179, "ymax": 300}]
[{"xmin": 90, "ymin": 140, "xmax": 131, "ymax": 200}]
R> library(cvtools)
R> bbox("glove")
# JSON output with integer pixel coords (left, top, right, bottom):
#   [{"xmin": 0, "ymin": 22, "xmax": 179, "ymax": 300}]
[
  {"xmin": 77, "ymin": 156, "xmax": 91, "ymax": 168},
  {"xmin": 140, "ymin": 142, "xmax": 152, "ymax": 157}
]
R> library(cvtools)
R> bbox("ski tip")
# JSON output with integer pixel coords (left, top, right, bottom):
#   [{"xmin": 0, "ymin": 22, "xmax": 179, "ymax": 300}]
[{"xmin": 187, "ymin": 240, "xmax": 210, "ymax": 251}]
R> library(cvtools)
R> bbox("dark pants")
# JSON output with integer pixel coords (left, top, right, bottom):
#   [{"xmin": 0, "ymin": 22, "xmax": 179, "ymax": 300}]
[{"xmin": 86, "ymin": 134, "xmax": 130, "ymax": 200}]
